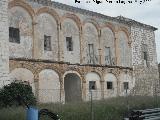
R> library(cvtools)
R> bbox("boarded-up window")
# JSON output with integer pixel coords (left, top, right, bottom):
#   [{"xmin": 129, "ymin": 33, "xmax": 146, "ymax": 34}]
[
  {"xmin": 9, "ymin": 27, "xmax": 20, "ymax": 43},
  {"xmin": 107, "ymin": 81, "xmax": 113, "ymax": 89},
  {"xmin": 44, "ymin": 35, "xmax": 51, "ymax": 51},
  {"xmin": 89, "ymin": 81, "xmax": 96, "ymax": 90},
  {"xmin": 88, "ymin": 44, "xmax": 95, "ymax": 64},
  {"xmin": 66, "ymin": 37, "xmax": 73, "ymax": 51},
  {"xmin": 105, "ymin": 47, "xmax": 111, "ymax": 65}
]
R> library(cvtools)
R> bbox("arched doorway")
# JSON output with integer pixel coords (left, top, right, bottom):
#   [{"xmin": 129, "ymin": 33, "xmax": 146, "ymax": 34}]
[{"xmin": 64, "ymin": 73, "xmax": 82, "ymax": 103}]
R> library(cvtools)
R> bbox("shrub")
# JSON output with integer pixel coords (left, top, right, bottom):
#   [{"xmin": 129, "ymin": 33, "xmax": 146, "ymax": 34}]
[{"xmin": 0, "ymin": 81, "xmax": 36, "ymax": 108}]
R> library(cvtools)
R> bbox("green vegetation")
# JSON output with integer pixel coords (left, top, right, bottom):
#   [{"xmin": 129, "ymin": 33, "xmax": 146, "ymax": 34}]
[
  {"xmin": 0, "ymin": 96, "xmax": 160, "ymax": 120},
  {"xmin": 0, "ymin": 82, "xmax": 36, "ymax": 107}
]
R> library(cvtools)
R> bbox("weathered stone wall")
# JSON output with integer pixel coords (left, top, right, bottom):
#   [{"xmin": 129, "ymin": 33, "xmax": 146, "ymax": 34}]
[
  {"xmin": 9, "ymin": 6, "xmax": 33, "ymax": 58},
  {"xmin": 131, "ymin": 26, "xmax": 157, "ymax": 66},
  {"xmin": 131, "ymin": 26, "xmax": 159, "ymax": 95},
  {"xmin": 62, "ymin": 18, "xmax": 80, "ymax": 63},
  {"xmin": 0, "ymin": 0, "xmax": 9, "ymax": 88},
  {"xmin": 36, "ymin": 13, "xmax": 58, "ymax": 60},
  {"xmin": 5, "ymin": 0, "xmax": 158, "ymax": 103},
  {"xmin": 100, "ymin": 27, "xmax": 116, "ymax": 65},
  {"xmin": 9, "ymin": 58, "xmax": 133, "ymax": 102}
]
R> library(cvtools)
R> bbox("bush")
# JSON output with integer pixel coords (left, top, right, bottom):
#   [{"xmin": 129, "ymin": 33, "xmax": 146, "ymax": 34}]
[{"xmin": 0, "ymin": 81, "xmax": 36, "ymax": 108}]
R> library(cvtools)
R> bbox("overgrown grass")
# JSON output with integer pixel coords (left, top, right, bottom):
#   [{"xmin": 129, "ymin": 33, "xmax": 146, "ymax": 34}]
[{"xmin": 0, "ymin": 96, "xmax": 160, "ymax": 120}]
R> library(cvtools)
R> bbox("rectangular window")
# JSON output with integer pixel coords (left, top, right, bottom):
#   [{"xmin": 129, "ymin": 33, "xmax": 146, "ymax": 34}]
[
  {"xmin": 89, "ymin": 81, "xmax": 96, "ymax": 90},
  {"xmin": 143, "ymin": 51, "xmax": 147, "ymax": 61},
  {"xmin": 44, "ymin": 35, "xmax": 51, "ymax": 51},
  {"xmin": 142, "ymin": 44, "xmax": 148, "ymax": 66},
  {"xmin": 107, "ymin": 81, "xmax": 113, "ymax": 89},
  {"xmin": 9, "ymin": 27, "xmax": 20, "ymax": 43},
  {"xmin": 105, "ymin": 47, "xmax": 111, "ymax": 65},
  {"xmin": 88, "ymin": 44, "xmax": 95, "ymax": 64},
  {"xmin": 66, "ymin": 37, "xmax": 73, "ymax": 51},
  {"xmin": 123, "ymin": 82, "xmax": 129, "ymax": 90}
]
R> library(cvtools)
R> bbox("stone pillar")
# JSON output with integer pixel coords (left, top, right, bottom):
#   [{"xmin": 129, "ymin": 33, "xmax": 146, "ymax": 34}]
[
  {"xmin": 59, "ymin": 23, "xmax": 64, "ymax": 62},
  {"xmin": 59, "ymin": 75, "xmax": 65, "ymax": 103},
  {"xmin": 115, "ymin": 31, "xmax": 119, "ymax": 66},
  {"xmin": 100, "ymin": 80, "xmax": 104, "ymax": 99},
  {"xmin": 82, "ymin": 80, "xmax": 86, "ymax": 101},
  {"xmin": 0, "ymin": 0, "xmax": 10, "ymax": 88},
  {"xmin": 34, "ymin": 78, "xmax": 39, "ymax": 101},
  {"xmin": 79, "ymin": 26, "xmax": 83, "ymax": 64},
  {"xmin": 33, "ymin": 18, "xmax": 41, "ymax": 59}
]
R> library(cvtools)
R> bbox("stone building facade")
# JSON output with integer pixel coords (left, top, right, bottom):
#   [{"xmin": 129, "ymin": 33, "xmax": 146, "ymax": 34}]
[{"xmin": 0, "ymin": 0, "xmax": 159, "ymax": 103}]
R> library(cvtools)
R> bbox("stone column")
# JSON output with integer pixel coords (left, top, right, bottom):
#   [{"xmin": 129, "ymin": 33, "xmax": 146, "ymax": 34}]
[
  {"xmin": 82, "ymin": 78, "xmax": 86, "ymax": 101},
  {"xmin": 33, "ymin": 18, "xmax": 42, "ymax": 59},
  {"xmin": 0, "ymin": 0, "xmax": 10, "ymax": 88},
  {"xmin": 59, "ymin": 23, "xmax": 64, "ymax": 62},
  {"xmin": 79, "ymin": 26, "xmax": 83, "ymax": 64},
  {"xmin": 100, "ymin": 80, "xmax": 105, "ymax": 99},
  {"xmin": 34, "ymin": 78, "xmax": 39, "ymax": 101},
  {"xmin": 115, "ymin": 31, "xmax": 119, "ymax": 66},
  {"xmin": 59, "ymin": 75, "xmax": 65, "ymax": 103}
]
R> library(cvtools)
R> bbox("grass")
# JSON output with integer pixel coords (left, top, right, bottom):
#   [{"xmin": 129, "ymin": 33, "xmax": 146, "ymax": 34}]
[{"xmin": 0, "ymin": 96, "xmax": 160, "ymax": 120}]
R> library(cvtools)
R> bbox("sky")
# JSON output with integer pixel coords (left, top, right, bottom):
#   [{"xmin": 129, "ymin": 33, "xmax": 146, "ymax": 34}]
[{"xmin": 52, "ymin": 0, "xmax": 160, "ymax": 62}]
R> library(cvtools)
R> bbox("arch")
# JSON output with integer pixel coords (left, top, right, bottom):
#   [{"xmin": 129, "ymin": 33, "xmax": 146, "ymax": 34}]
[
  {"xmin": 84, "ymin": 70, "xmax": 102, "ymax": 80},
  {"xmin": 83, "ymin": 18, "xmax": 100, "ymax": 34},
  {"xmin": 36, "ymin": 66, "xmax": 60, "ymax": 79},
  {"xmin": 61, "ymin": 13, "xmax": 82, "ymax": 31},
  {"xmin": 9, "ymin": 64, "xmax": 36, "ymax": 77},
  {"xmin": 10, "ymin": 68, "xmax": 35, "ymax": 94},
  {"xmin": 101, "ymin": 22, "xmax": 116, "ymax": 36},
  {"xmin": 9, "ymin": 0, "xmax": 35, "ymax": 20},
  {"xmin": 104, "ymin": 73, "xmax": 118, "ymax": 98},
  {"xmin": 118, "ymin": 27, "xmax": 130, "ymax": 43},
  {"xmin": 63, "ymin": 70, "xmax": 82, "ymax": 82},
  {"xmin": 100, "ymin": 25, "xmax": 116, "ymax": 65},
  {"xmin": 117, "ymin": 29, "xmax": 131, "ymax": 67},
  {"xmin": 85, "ymin": 71, "xmax": 102, "ymax": 100},
  {"xmin": 119, "ymin": 72, "xmax": 132, "ymax": 95},
  {"xmin": 62, "ymin": 16, "xmax": 81, "ymax": 64},
  {"xmin": 63, "ymin": 71, "xmax": 82, "ymax": 102},
  {"xmin": 36, "ymin": 7, "xmax": 60, "ymax": 25},
  {"xmin": 39, "ymin": 69, "xmax": 60, "ymax": 103}
]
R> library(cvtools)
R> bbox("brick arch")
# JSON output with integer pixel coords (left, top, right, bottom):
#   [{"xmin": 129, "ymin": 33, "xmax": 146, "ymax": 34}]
[
  {"xmin": 36, "ymin": 7, "xmax": 60, "ymax": 25},
  {"xmin": 10, "ymin": 63, "xmax": 36, "ymax": 77},
  {"xmin": 84, "ymin": 69, "xmax": 102, "ymax": 81},
  {"xmin": 35, "ymin": 66, "xmax": 61, "ymax": 81},
  {"xmin": 9, "ymin": 0, "xmax": 35, "ymax": 20},
  {"xmin": 61, "ymin": 13, "xmax": 82, "ymax": 30},
  {"xmin": 63, "ymin": 70, "xmax": 83, "ymax": 82},
  {"xmin": 118, "ymin": 27, "xmax": 131, "ymax": 44},
  {"xmin": 83, "ymin": 18, "xmax": 100, "ymax": 35},
  {"xmin": 104, "ymin": 69, "xmax": 119, "ymax": 80}
]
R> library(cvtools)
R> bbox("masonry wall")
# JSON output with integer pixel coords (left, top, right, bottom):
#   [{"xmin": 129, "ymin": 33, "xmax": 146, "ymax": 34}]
[
  {"xmin": 8, "ymin": 0, "xmax": 132, "ymax": 68},
  {"xmin": 131, "ymin": 25, "xmax": 159, "ymax": 95},
  {"xmin": 6, "ymin": 0, "xmax": 159, "ymax": 103},
  {"xmin": 0, "ymin": 0, "xmax": 9, "ymax": 88}
]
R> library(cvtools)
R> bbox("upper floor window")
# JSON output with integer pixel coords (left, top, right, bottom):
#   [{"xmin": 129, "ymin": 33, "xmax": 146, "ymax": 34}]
[
  {"xmin": 66, "ymin": 37, "xmax": 73, "ymax": 51},
  {"xmin": 142, "ymin": 44, "xmax": 148, "ymax": 66},
  {"xmin": 123, "ymin": 82, "xmax": 129, "ymax": 90},
  {"xmin": 105, "ymin": 47, "xmax": 111, "ymax": 65},
  {"xmin": 44, "ymin": 35, "xmax": 51, "ymax": 51},
  {"xmin": 9, "ymin": 27, "xmax": 20, "ymax": 43}
]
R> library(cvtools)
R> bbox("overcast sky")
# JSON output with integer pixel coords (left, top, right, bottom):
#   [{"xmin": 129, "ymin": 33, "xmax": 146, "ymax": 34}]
[{"xmin": 52, "ymin": 0, "xmax": 160, "ymax": 62}]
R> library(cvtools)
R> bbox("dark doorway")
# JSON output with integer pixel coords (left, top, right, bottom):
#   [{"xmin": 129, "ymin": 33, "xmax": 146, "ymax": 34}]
[{"xmin": 64, "ymin": 73, "xmax": 82, "ymax": 103}]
